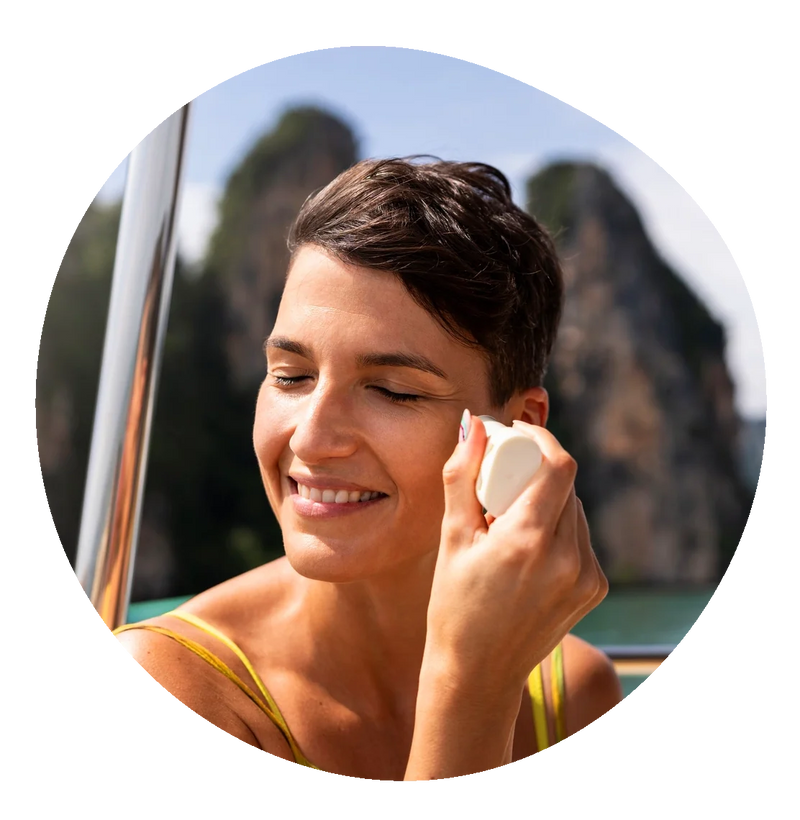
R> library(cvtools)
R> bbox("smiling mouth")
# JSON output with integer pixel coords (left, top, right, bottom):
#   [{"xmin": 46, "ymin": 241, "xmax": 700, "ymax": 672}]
[{"xmin": 289, "ymin": 478, "xmax": 388, "ymax": 504}]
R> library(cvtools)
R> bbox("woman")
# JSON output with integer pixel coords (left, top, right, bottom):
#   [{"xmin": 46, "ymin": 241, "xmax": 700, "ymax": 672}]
[{"xmin": 116, "ymin": 158, "xmax": 622, "ymax": 779}]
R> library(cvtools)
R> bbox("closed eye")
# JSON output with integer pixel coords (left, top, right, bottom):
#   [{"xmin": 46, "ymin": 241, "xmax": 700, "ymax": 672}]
[
  {"xmin": 371, "ymin": 387, "xmax": 423, "ymax": 404},
  {"xmin": 269, "ymin": 374, "xmax": 423, "ymax": 404},
  {"xmin": 270, "ymin": 375, "xmax": 308, "ymax": 387}
]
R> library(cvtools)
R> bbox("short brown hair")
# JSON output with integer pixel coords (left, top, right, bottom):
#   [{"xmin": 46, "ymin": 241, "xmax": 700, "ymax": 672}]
[{"xmin": 287, "ymin": 157, "xmax": 564, "ymax": 406}]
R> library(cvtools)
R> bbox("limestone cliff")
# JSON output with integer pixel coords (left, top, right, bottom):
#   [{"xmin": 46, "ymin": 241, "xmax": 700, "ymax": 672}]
[
  {"xmin": 528, "ymin": 162, "xmax": 753, "ymax": 583},
  {"xmin": 206, "ymin": 106, "xmax": 358, "ymax": 391}
]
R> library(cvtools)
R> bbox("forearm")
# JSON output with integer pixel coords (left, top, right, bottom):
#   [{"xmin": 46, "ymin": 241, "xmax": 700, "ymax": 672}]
[{"xmin": 404, "ymin": 656, "xmax": 522, "ymax": 780}]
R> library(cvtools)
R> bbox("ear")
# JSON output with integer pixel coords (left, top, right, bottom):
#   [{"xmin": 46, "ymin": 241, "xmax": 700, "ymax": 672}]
[{"xmin": 514, "ymin": 387, "xmax": 549, "ymax": 427}]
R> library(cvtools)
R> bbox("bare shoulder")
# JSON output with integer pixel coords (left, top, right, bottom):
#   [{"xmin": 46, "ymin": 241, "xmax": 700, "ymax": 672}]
[
  {"xmin": 561, "ymin": 633, "xmax": 623, "ymax": 736},
  {"xmin": 115, "ymin": 559, "xmax": 298, "ymax": 760},
  {"xmin": 114, "ymin": 620, "xmax": 256, "ymax": 745}
]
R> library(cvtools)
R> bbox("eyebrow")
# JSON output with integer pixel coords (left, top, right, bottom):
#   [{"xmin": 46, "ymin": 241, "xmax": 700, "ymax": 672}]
[{"xmin": 264, "ymin": 336, "xmax": 449, "ymax": 380}]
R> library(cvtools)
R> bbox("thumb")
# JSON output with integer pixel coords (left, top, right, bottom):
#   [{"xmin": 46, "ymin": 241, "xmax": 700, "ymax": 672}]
[{"xmin": 441, "ymin": 410, "xmax": 489, "ymax": 541}]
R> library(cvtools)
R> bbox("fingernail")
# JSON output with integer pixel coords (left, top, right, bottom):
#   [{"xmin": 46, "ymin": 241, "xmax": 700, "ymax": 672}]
[{"xmin": 459, "ymin": 409, "xmax": 472, "ymax": 442}]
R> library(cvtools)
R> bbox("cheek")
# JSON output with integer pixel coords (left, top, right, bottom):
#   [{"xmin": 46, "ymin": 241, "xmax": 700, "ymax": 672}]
[
  {"xmin": 395, "ymin": 426, "xmax": 455, "ymax": 514},
  {"xmin": 253, "ymin": 384, "xmax": 289, "ymax": 473},
  {"xmin": 392, "ymin": 435, "xmax": 454, "ymax": 555}
]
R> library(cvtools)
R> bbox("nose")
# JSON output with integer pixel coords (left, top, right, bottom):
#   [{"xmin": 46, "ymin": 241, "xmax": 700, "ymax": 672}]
[{"xmin": 289, "ymin": 378, "xmax": 359, "ymax": 465}]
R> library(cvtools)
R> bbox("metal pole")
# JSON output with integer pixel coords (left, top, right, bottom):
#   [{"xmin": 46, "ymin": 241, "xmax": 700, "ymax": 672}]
[{"xmin": 75, "ymin": 104, "xmax": 191, "ymax": 630}]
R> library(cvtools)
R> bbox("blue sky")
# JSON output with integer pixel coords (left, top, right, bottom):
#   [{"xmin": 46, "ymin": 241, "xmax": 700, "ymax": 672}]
[{"xmin": 97, "ymin": 47, "xmax": 764, "ymax": 417}]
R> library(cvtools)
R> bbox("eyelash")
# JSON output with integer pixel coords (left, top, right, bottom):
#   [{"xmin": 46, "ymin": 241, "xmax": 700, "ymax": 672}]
[{"xmin": 269, "ymin": 375, "xmax": 423, "ymax": 404}]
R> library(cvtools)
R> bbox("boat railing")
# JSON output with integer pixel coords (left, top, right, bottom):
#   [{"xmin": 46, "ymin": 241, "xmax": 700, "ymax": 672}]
[
  {"xmin": 600, "ymin": 645, "xmax": 674, "ymax": 675},
  {"xmin": 74, "ymin": 104, "xmax": 191, "ymax": 629}
]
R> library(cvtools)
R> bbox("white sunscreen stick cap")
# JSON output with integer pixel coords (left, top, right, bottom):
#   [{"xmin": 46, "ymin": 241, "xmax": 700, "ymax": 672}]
[{"xmin": 475, "ymin": 416, "xmax": 543, "ymax": 517}]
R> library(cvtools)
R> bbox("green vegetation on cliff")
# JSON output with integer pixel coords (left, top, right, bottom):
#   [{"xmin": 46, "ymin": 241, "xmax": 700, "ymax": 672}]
[
  {"xmin": 37, "ymin": 201, "xmax": 120, "ymax": 561},
  {"xmin": 526, "ymin": 162, "xmax": 580, "ymax": 241},
  {"xmin": 208, "ymin": 106, "xmax": 358, "ymax": 280}
]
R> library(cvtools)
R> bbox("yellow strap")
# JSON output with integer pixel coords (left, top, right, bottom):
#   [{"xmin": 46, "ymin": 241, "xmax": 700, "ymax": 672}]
[
  {"xmin": 115, "ymin": 621, "xmax": 317, "ymax": 769},
  {"xmin": 551, "ymin": 643, "xmax": 565, "ymax": 743},
  {"xmin": 528, "ymin": 642, "xmax": 566, "ymax": 752},
  {"xmin": 528, "ymin": 662, "xmax": 550, "ymax": 752},
  {"xmin": 163, "ymin": 611, "xmax": 287, "ymax": 731}
]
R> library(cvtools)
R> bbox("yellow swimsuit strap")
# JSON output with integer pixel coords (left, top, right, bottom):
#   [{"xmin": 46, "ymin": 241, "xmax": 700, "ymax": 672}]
[
  {"xmin": 527, "ymin": 643, "xmax": 565, "ymax": 751},
  {"xmin": 551, "ymin": 642, "xmax": 565, "ymax": 743},
  {"xmin": 114, "ymin": 612, "xmax": 317, "ymax": 768}
]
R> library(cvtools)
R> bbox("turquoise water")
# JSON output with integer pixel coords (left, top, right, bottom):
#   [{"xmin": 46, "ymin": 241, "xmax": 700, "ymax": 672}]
[
  {"xmin": 570, "ymin": 588, "xmax": 715, "ymax": 695},
  {"xmin": 129, "ymin": 595, "xmax": 192, "ymax": 622},
  {"xmin": 570, "ymin": 588, "xmax": 714, "ymax": 646},
  {"xmin": 128, "ymin": 588, "xmax": 717, "ymax": 698}
]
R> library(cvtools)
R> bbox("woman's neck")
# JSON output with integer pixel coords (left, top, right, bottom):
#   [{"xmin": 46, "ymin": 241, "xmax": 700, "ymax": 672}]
[{"xmin": 292, "ymin": 550, "xmax": 438, "ymax": 717}]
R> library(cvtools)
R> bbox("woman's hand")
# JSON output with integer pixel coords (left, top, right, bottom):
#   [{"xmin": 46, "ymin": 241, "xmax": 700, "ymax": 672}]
[
  {"xmin": 405, "ymin": 412, "xmax": 607, "ymax": 779},
  {"xmin": 428, "ymin": 413, "xmax": 607, "ymax": 687}
]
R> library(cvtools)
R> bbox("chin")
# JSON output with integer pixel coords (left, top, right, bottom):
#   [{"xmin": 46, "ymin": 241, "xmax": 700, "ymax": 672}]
[
  {"xmin": 283, "ymin": 531, "xmax": 389, "ymax": 583},
  {"xmin": 283, "ymin": 529, "xmax": 437, "ymax": 584}
]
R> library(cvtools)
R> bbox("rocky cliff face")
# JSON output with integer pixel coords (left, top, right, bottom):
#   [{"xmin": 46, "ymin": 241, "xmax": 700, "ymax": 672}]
[
  {"xmin": 528, "ymin": 162, "xmax": 753, "ymax": 583},
  {"xmin": 206, "ymin": 106, "xmax": 358, "ymax": 392}
]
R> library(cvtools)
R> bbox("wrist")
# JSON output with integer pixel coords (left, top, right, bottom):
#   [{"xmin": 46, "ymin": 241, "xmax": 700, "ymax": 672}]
[
  {"xmin": 406, "ymin": 659, "xmax": 522, "ymax": 780},
  {"xmin": 419, "ymin": 639, "xmax": 528, "ymax": 707}
]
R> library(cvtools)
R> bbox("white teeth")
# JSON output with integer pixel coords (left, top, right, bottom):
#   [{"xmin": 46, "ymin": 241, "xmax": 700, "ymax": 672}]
[{"xmin": 295, "ymin": 481, "xmax": 382, "ymax": 503}]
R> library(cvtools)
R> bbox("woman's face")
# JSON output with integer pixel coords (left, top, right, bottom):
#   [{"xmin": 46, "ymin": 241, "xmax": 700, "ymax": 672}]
[{"xmin": 253, "ymin": 245, "xmax": 497, "ymax": 582}]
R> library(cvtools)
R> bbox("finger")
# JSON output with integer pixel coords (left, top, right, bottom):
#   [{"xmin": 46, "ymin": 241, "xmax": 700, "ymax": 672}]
[
  {"xmin": 553, "ymin": 487, "xmax": 585, "ymax": 584},
  {"xmin": 547, "ymin": 487, "xmax": 581, "ymax": 585},
  {"xmin": 509, "ymin": 420, "xmax": 577, "ymax": 510},
  {"xmin": 554, "ymin": 485, "xmax": 578, "ymax": 545},
  {"xmin": 574, "ymin": 499, "xmax": 608, "ymax": 612},
  {"xmin": 510, "ymin": 419, "xmax": 570, "ymax": 463},
  {"xmin": 575, "ymin": 498, "xmax": 600, "ymax": 581},
  {"xmin": 510, "ymin": 420, "xmax": 576, "ymax": 482},
  {"xmin": 441, "ymin": 411, "xmax": 490, "ymax": 541},
  {"xmin": 500, "ymin": 452, "xmax": 577, "ymax": 537}
]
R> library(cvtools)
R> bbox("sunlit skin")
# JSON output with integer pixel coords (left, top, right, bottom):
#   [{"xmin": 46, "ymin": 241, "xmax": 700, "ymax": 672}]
[
  {"xmin": 255, "ymin": 245, "xmax": 541, "ymax": 583},
  {"xmin": 118, "ymin": 244, "xmax": 620, "ymax": 780}
]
